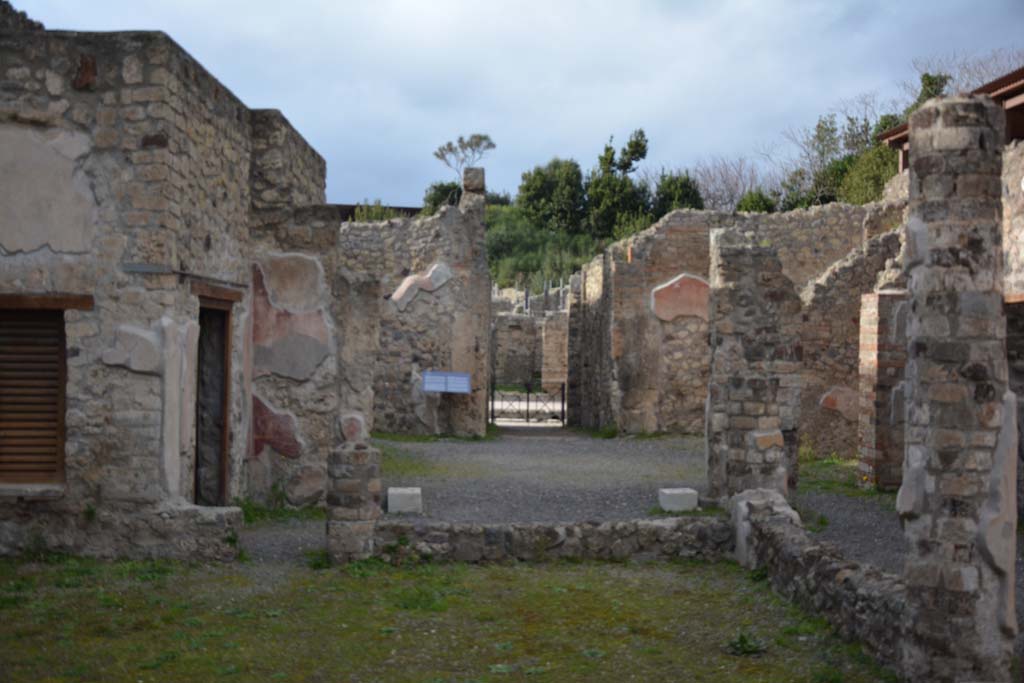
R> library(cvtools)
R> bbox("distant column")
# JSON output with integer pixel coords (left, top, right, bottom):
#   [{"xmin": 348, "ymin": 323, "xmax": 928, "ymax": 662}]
[
  {"xmin": 706, "ymin": 232, "xmax": 802, "ymax": 499},
  {"xmin": 857, "ymin": 289, "xmax": 908, "ymax": 491},
  {"xmin": 899, "ymin": 96, "xmax": 1017, "ymax": 682}
]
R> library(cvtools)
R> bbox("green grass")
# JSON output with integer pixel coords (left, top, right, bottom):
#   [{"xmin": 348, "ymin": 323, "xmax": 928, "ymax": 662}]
[
  {"xmin": 0, "ymin": 556, "xmax": 898, "ymax": 682},
  {"xmin": 231, "ymin": 497, "xmax": 325, "ymax": 525},
  {"xmin": 377, "ymin": 443, "xmax": 488, "ymax": 480},
  {"xmin": 797, "ymin": 454, "xmax": 896, "ymax": 509},
  {"xmin": 569, "ymin": 425, "xmax": 620, "ymax": 439}
]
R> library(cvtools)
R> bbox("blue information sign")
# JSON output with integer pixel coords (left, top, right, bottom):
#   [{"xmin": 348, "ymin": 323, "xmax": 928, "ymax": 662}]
[{"xmin": 422, "ymin": 371, "xmax": 472, "ymax": 394}]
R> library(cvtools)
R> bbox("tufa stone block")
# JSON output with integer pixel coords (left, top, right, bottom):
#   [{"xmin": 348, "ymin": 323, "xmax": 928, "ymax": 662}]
[
  {"xmin": 658, "ymin": 487, "xmax": 699, "ymax": 512},
  {"xmin": 387, "ymin": 487, "xmax": 423, "ymax": 514},
  {"xmin": 462, "ymin": 167, "xmax": 485, "ymax": 193}
]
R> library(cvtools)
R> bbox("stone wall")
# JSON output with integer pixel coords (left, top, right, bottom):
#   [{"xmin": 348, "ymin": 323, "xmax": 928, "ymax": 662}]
[
  {"xmin": 570, "ymin": 201, "xmax": 904, "ymax": 436},
  {"xmin": 706, "ymin": 231, "xmax": 803, "ymax": 499},
  {"xmin": 732, "ymin": 490, "xmax": 905, "ymax": 673},
  {"xmin": 540, "ymin": 311, "xmax": 568, "ymax": 391},
  {"xmin": 491, "ymin": 313, "xmax": 539, "ymax": 386},
  {"xmin": 857, "ymin": 290, "xmax": 908, "ymax": 490},
  {"xmin": 1008, "ymin": 302, "xmax": 1024, "ymax": 525},
  {"xmin": 0, "ymin": 0, "xmax": 41, "ymax": 32},
  {"xmin": 362, "ymin": 176, "xmax": 490, "ymax": 437},
  {"xmin": 331, "ymin": 515, "xmax": 733, "ymax": 565},
  {"xmin": 1004, "ymin": 140, "xmax": 1024, "ymax": 299},
  {"xmin": 798, "ymin": 231, "xmax": 903, "ymax": 460},
  {"xmin": 571, "ymin": 253, "xmax": 616, "ymax": 429},
  {"xmin": 898, "ymin": 96, "xmax": 1016, "ymax": 683},
  {"xmin": 0, "ymin": 27, "xmax": 259, "ymax": 557},
  {"xmin": 249, "ymin": 109, "xmax": 325, "ymax": 212}
]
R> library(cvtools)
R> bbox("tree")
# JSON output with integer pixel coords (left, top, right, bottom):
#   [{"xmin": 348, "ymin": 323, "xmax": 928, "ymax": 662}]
[
  {"xmin": 904, "ymin": 72, "xmax": 952, "ymax": 117},
  {"xmin": 838, "ymin": 144, "xmax": 899, "ymax": 205},
  {"xmin": 652, "ymin": 170, "xmax": 703, "ymax": 218},
  {"xmin": 898, "ymin": 48, "xmax": 1024, "ymax": 104},
  {"xmin": 584, "ymin": 129, "xmax": 650, "ymax": 238},
  {"xmin": 736, "ymin": 189, "xmax": 776, "ymax": 213},
  {"xmin": 691, "ymin": 155, "xmax": 774, "ymax": 211},
  {"xmin": 433, "ymin": 133, "xmax": 496, "ymax": 182},
  {"xmin": 517, "ymin": 158, "xmax": 586, "ymax": 234},
  {"xmin": 422, "ymin": 181, "xmax": 461, "ymax": 215}
]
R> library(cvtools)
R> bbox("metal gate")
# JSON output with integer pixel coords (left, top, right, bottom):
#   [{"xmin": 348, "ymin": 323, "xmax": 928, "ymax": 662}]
[{"xmin": 490, "ymin": 382, "xmax": 565, "ymax": 424}]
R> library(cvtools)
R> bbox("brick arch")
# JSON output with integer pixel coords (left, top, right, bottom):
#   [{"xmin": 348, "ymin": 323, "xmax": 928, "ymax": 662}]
[{"xmin": 650, "ymin": 273, "xmax": 709, "ymax": 322}]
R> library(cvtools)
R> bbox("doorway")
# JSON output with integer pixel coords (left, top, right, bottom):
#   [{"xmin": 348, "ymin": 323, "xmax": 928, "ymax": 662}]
[{"xmin": 195, "ymin": 304, "xmax": 231, "ymax": 506}]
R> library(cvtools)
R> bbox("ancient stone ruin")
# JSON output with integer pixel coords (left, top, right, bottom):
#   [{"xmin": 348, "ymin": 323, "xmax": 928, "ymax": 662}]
[
  {"xmin": 0, "ymin": 12, "xmax": 490, "ymax": 557},
  {"xmin": 1, "ymin": 2, "xmax": 1022, "ymax": 680}
]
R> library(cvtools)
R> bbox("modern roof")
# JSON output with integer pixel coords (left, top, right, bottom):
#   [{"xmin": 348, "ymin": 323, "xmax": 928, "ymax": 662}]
[{"xmin": 877, "ymin": 64, "xmax": 1024, "ymax": 147}]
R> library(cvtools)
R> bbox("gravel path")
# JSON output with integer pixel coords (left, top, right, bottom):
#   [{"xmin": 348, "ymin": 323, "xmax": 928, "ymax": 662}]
[
  {"xmin": 239, "ymin": 425, "xmax": 706, "ymax": 563},
  {"xmin": 383, "ymin": 425, "xmax": 707, "ymax": 523}
]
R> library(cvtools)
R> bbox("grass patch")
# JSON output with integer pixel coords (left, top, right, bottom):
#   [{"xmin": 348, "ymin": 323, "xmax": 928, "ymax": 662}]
[
  {"xmin": 0, "ymin": 556, "xmax": 897, "ymax": 682},
  {"xmin": 304, "ymin": 550, "xmax": 331, "ymax": 571},
  {"xmin": 232, "ymin": 497, "xmax": 325, "ymax": 525},
  {"xmin": 798, "ymin": 453, "xmax": 896, "ymax": 508},
  {"xmin": 378, "ymin": 443, "xmax": 439, "ymax": 478},
  {"xmin": 569, "ymin": 424, "xmax": 620, "ymax": 439}
]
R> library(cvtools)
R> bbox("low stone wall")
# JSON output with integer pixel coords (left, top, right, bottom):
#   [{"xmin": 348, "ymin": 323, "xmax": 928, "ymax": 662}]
[
  {"xmin": 733, "ymin": 490, "xmax": 905, "ymax": 672},
  {"xmin": 357, "ymin": 516, "xmax": 733, "ymax": 564},
  {"xmin": 0, "ymin": 500, "xmax": 241, "ymax": 560}
]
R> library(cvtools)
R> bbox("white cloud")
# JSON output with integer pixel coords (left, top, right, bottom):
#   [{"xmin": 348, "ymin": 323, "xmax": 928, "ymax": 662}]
[{"xmin": 19, "ymin": 0, "xmax": 1024, "ymax": 204}]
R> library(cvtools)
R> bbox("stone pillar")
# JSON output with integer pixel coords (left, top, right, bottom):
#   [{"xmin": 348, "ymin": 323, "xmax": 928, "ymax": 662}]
[
  {"xmin": 706, "ymin": 232, "xmax": 802, "ymax": 500},
  {"xmin": 898, "ymin": 96, "xmax": 1017, "ymax": 682},
  {"xmin": 857, "ymin": 289, "xmax": 908, "ymax": 491},
  {"xmin": 325, "ymin": 413, "xmax": 382, "ymax": 563}
]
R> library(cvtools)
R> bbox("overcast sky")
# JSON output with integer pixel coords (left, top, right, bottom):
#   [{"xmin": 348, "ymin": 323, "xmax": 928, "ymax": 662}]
[{"xmin": 18, "ymin": 0, "xmax": 1024, "ymax": 206}]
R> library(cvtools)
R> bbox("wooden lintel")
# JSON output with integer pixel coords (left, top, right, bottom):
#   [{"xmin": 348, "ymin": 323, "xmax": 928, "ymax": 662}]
[
  {"xmin": 190, "ymin": 280, "xmax": 244, "ymax": 303},
  {"xmin": 1005, "ymin": 292, "xmax": 1024, "ymax": 305},
  {"xmin": 0, "ymin": 293, "xmax": 94, "ymax": 310}
]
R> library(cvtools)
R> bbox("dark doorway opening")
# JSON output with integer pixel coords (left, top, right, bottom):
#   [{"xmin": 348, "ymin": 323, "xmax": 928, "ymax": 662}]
[{"xmin": 195, "ymin": 304, "xmax": 231, "ymax": 506}]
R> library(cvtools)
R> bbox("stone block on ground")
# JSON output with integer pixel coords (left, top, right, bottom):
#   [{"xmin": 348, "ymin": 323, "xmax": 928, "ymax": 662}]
[
  {"xmin": 387, "ymin": 487, "xmax": 423, "ymax": 514},
  {"xmin": 658, "ymin": 487, "xmax": 698, "ymax": 512}
]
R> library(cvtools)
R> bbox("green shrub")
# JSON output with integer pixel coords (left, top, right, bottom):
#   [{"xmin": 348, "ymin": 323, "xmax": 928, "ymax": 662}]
[
  {"xmin": 736, "ymin": 189, "xmax": 776, "ymax": 213},
  {"xmin": 352, "ymin": 199, "xmax": 402, "ymax": 221}
]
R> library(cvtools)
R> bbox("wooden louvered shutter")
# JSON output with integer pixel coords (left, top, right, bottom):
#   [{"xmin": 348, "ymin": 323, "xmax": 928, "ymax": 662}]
[{"xmin": 0, "ymin": 309, "xmax": 65, "ymax": 483}]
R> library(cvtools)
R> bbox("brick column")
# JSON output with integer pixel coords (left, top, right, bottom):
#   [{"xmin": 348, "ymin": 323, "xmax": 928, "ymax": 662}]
[
  {"xmin": 706, "ymin": 232, "xmax": 802, "ymax": 499},
  {"xmin": 857, "ymin": 289, "xmax": 908, "ymax": 491},
  {"xmin": 325, "ymin": 413, "xmax": 382, "ymax": 563},
  {"xmin": 899, "ymin": 96, "xmax": 1017, "ymax": 682}
]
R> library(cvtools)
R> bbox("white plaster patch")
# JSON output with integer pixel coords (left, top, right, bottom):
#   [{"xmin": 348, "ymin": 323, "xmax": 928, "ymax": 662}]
[
  {"xmin": 261, "ymin": 253, "xmax": 326, "ymax": 313},
  {"xmin": 0, "ymin": 125, "xmax": 96, "ymax": 254},
  {"xmin": 102, "ymin": 324, "xmax": 163, "ymax": 375},
  {"xmin": 391, "ymin": 262, "xmax": 454, "ymax": 312}
]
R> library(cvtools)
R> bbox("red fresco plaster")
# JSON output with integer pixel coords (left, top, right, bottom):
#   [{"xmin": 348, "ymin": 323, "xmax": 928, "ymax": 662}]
[{"xmin": 253, "ymin": 394, "xmax": 302, "ymax": 458}]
